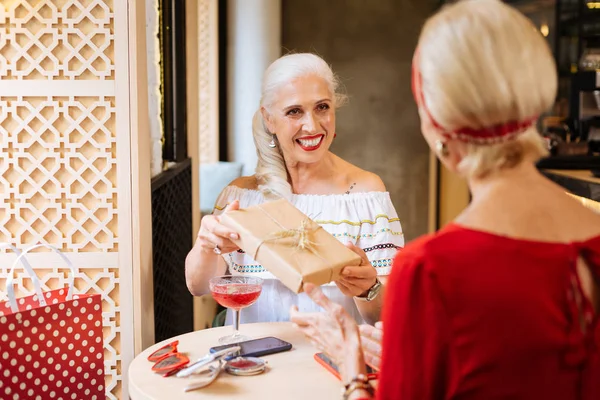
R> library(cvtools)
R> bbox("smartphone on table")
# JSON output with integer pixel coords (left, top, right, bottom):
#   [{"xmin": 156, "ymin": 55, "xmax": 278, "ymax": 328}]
[
  {"xmin": 314, "ymin": 352, "xmax": 378, "ymax": 380},
  {"xmin": 209, "ymin": 336, "xmax": 292, "ymax": 359}
]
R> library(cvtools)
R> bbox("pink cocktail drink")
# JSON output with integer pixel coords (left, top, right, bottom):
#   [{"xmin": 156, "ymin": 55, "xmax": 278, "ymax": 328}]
[
  {"xmin": 209, "ymin": 276, "xmax": 263, "ymax": 344},
  {"xmin": 211, "ymin": 283, "xmax": 262, "ymax": 310}
]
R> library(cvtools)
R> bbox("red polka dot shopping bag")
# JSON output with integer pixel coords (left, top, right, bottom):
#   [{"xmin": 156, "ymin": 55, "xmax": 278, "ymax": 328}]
[{"xmin": 0, "ymin": 244, "xmax": 104, "ymax": 400}]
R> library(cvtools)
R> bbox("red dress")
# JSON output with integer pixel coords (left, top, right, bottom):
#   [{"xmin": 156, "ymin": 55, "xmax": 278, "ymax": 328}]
[{"xmin": 378, "ymin": 224, "xmax": 600, "ymax": 400}]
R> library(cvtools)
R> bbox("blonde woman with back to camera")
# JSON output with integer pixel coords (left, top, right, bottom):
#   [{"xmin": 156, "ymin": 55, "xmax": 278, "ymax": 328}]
[
  {"xmin": 290, "ymin": 1, "xmax": 600, "ymax": 399},
  {"xmin": 185, "ymin": 53, "xmax": 404, "ymax": 326}
]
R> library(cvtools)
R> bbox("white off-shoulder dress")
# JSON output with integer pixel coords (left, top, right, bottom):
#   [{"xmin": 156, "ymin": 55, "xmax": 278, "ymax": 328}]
[{"xmin": 212, "ymin": 186, "xmax": 404, "ymax": 324}]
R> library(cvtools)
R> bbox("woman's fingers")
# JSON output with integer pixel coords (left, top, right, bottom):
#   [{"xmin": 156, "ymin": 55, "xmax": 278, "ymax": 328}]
[
  {"xmin": 303, "ymin": 283, "xmax": 336, "ymax": 312},
  {"xmin": 363, "ymin": 350, "xmax": 381, "ymax": 371},
  {"xmin": 197, "ymin": 214, "xmax": 240, "ymax": 253},
  {"xmin": 338, "ymin": 276, "xmax": 371, "ymax": 290},
  {"xmin": 290, "ymin": 308, "xmax": 320, "ymax": 327},
  {"xmin": 305, "ymin": 285, "xmax": 349, "ymax": 325},
  {"xmin": 202, "ymin": 215, "xmax": 239, "ymax": 241},
  {"xmin": 291, "ymin": 298, "xmax": 361, "ymax": 372},
  {"xmin": 203, "ymin": 232, "xmax": 229, "ymax": 249},
  {"xmin": 295, "ymin": 323, "xmax": 337, "ymax": 360},
  {"xmin": 292, "ymin": 317, "xmax": 326, "ymax": 349},
  {"xmin": 341, "ymin": 265, "xmax": 376, "ymax": 279},
  {"xmin": 223, "ymin": 200, "xmax": 240, "ymax": 213},
  {"xmin": 361, "ymin": 333, "xmax": 381, "ymax": 354},
  {"xmin": 199, "ymin": 232, "xmax": 237, "ymax": 253},
  {"xmin": 211, "ymin": 224, "xmax": 239, "ymax": 241},
  {"xmin": 334, "ymin": 279, "xmax": 354, "ymax": 297},
  {"xmin": 335, "ymin": 277, "xmax": 371, "ymax": 298},
  {"xmin": 359, "ymin": 323, "xmax": 382, "ymax": 370},
  {"xmin": 359, "ymin": 324, "xmax": 383, "ymax": 342},
  {"xmin": 344, "ymin": 242, "xmax": 371, "ymax": 265}
]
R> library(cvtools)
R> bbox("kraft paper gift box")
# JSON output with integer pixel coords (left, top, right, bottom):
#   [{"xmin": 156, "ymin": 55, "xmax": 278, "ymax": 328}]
[{"xmin": 220, "ymin": 198, "xmax": 362, "ymax": 293}]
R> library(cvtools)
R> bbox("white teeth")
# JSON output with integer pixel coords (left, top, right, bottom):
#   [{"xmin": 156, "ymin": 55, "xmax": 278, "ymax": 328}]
[{"xmin": 297, "ymin": 136, "xmax": 322, "ymax": 147}]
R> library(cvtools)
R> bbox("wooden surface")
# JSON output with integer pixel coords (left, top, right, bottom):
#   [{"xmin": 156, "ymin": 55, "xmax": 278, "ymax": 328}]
[
  {"xmin": 544, "ymin": 169, "xmax": 600, "ymax": 185},
  {"xmin": 438, "ymin": 162, "xmax": 470, "ymax": 228},
  {"xmin": 129, "ymin": 322, "xmax": 343, "ymax": 399},
  {"xmin": 428, "ymin": 151, "xmax": 439, "ymax": 233},
  {"xmin": 127, "ymin": 0, "xmax": 155, "ymax": 356}
]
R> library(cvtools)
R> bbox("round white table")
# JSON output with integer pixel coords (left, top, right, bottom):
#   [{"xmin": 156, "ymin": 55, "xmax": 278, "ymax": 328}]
[{"xmin": 128, "ymin": 322, "xmax": 343, "ymax": 399}]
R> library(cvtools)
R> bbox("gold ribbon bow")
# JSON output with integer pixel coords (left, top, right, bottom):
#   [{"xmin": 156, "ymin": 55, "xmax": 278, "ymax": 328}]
[
  {"xmin": 251, "ymin": 205, "xmax": 323, "ymax": 261},
  {"xmin": 262, "ymin": 218, "xmax": 319, "ymax": 253}
]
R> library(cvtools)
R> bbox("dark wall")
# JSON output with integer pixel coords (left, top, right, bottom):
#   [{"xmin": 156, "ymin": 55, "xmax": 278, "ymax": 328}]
[{"xmin": 282, "ymin": 0, "xmax": 437, "ymax": 241}]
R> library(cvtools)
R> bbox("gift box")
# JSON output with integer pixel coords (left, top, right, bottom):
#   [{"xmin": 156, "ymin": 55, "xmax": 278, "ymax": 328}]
[{"xmin": 220, "ymin": 198, "xmax": 362, "ymax": 293}]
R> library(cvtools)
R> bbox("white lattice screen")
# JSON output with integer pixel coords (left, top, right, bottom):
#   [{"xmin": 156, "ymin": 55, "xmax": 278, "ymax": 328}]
[
  {"xmin": 0, "ymin": 1, "xmax": 131, "ymax": 399},
  {"xmin": 0, "ymin": 96, "xmax": 118, "ymax": 251},
  {"xmin": 197, "ymin": 0, "xmax": 219, "ymax": 164},
  {"xmin": 0, "ymin": 0, "xmax": 114, "ymax": 81}
]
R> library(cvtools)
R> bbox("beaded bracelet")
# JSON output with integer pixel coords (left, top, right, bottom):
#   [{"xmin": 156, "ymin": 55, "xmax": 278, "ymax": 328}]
[
  {"xmin": 341, "ymin": 374, "xmax": 375, "ymax": 399},
  {"xmin": 346, "ymin": 373, "xmax": 369, "ymax": 386}
]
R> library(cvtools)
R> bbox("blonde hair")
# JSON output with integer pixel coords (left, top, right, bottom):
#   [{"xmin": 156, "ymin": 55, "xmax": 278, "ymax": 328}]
[
  {"xmin": 417, "ymin": 0, "xmax": 556, "ymax": 179},
  {"xmin": 253, "ymin": 53, "xmax": 346, "ymax": 199}
]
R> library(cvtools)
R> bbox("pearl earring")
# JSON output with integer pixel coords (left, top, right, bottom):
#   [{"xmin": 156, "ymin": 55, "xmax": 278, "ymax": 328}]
[
  {"xmin": 268, "ymin": 135, "xmax": 277, "ymax": 148},
  {"xmin": 435, "ymin": 139, "xmax": 449, "ymax": 157}
]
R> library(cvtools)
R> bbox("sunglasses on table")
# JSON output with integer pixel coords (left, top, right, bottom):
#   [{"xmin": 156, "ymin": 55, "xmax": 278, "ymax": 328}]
[{"xmin": 147, "ymin": 340, "xmax": 190, "ymax": 377}]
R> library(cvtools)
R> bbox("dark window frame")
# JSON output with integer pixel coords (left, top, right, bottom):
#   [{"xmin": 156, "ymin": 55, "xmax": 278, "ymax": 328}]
[{"xmin": 159, "ymin": 0, "xmax": 188, "ymax": 162}]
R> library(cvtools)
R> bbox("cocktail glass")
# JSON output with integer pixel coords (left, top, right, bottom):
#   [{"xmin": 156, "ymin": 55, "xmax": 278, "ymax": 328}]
[{"xmin": 209, "ymin": 275, "xmax": 263, "ymax": 344}]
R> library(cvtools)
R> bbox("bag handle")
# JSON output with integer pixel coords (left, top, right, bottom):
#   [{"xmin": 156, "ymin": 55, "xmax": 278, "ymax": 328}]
[
  {"xmin": 7, "ymin": 243, "xmax": 75, "ymax": 313},
  {"xmin": 2, "ymin": 243, "xmax": 47, "ymax": 312}
]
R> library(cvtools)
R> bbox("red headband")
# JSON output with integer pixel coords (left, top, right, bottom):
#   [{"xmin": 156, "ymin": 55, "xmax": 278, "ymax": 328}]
[{"xmin": 411, "ymin": 51, "xmax": 537, "ymax": 144}]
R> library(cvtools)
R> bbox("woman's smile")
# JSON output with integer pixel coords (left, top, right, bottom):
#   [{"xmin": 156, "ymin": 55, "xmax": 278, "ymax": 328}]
[{"xmin": 296, "ymin": 134, "xmax": 325, "ymax": 151}]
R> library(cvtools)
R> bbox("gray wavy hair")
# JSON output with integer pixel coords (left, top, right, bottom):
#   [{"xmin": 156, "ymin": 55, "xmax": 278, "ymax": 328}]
[{"xmin": 253, "ymin": 53, "xmax": 346, "ymax": 199}]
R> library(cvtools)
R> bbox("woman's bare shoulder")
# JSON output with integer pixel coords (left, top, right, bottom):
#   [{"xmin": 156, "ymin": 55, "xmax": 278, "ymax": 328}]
[
  {"xmin": 340, "ymin": 160, "xmax": 386, "ymax": 192},
  {"xmin": 228, "ymin": 175, "xmax": 258, "ymax": 190}
]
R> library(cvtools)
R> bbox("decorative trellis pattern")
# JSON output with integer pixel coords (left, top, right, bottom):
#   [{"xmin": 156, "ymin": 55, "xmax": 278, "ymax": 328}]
[
  {"xmin": 0, "ymin": 0, "xmax": 115, "ymax": 80},
  {"xmin": 0, "ymin": 96, "xmax": 118, "ymax": 252},
  {"xmin": 0, "ymin": 1, "xmax": 122, "ymax": 398},
  {"xmin": 198, "ymin": 0, "xmax": 218, "ymax": 164}
]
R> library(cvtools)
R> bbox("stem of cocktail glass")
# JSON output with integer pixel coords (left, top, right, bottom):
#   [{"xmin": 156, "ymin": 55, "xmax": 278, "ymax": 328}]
[{"xmin": 231, "ymin": 308, "xmax": 241, "ymax": 340}]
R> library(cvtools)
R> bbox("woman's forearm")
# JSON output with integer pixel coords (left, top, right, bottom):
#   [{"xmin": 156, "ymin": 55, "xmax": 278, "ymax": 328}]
[
  {"xmin": 341, "ymin": 342, "xmax": 372, "ymax": 399},
  {"xmin": 185, "ymin": 240, "xmax": 225, "ymax": 295},
  {"xmin": 354, "ymin": 282, "xmax": 385, "ymax": 325}
]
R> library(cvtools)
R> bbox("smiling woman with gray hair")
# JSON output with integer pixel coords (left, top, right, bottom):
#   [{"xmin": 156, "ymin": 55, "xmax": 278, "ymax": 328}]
[{"xmin": 185, "ymin": 53, "xmax": 404, "ymax": 326}]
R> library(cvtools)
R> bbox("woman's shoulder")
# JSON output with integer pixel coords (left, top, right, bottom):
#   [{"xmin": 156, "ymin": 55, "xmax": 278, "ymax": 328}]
[
  {"xmin": 395, "ymin": 222, "xmax": 599, "ymax": 274},
  {"xmin": 393, "ymin": 226, "xmax": 481, "ymax": 270},
  {"xmin": 228, "ymin": 175, "xmax": 258, "ymax": 190},
  {"xmin": 390, "ymin": 229, "xmax": 478, "ymax": 290},
  {"xmin": 213, "ymin": 176, "xmax": 264, "ymax": 211},
  {"xmin": 335, "ymin": 157, "xmax": 386, "ymax": 193},
  {"xmin": 351, "ymin": 169, "xmax": 386, "ymax": 193}
]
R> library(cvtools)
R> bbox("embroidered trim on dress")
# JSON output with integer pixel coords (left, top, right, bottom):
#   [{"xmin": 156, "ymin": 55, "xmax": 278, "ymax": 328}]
[
  {"xmin": 224, "ymin": 227, "xmax": 403, "ymax": 243},
  {"xmin": 213, "ymin": 205, "xmax": 400, "ymax": 227},
  {"xmin": 314, "ymin": 214, "xmax": 400, "ymax": 226},
  {"xmin": 236, "ymin": 242, "xmax": 401, "ymax": 255},
  {"xmin": 332, "ymin": 228, "xmax": 403, "ymax": 240},
  {"xmin": 362, "ymin": 243, "xmax": 402, "ymax": 253},
  {"xmin": 371, "ymin": 258, "xmax": 393, "ymax": 268},
  {"xmin": 228, "ymin": 254, "xmax": 265, "ymax": 273},
  {"xmin": 228, "ymin": 257, "xmax": 395, "ymax": 274},
  {"xmin": 231, "ymin": 263, "xmax": 266, "ymax": 273}
]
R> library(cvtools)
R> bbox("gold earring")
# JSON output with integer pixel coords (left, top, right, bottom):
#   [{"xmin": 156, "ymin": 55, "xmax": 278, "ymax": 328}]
[{"xmin": 435, "ymin": 139, "xmax": 449, "ymax": 157}]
